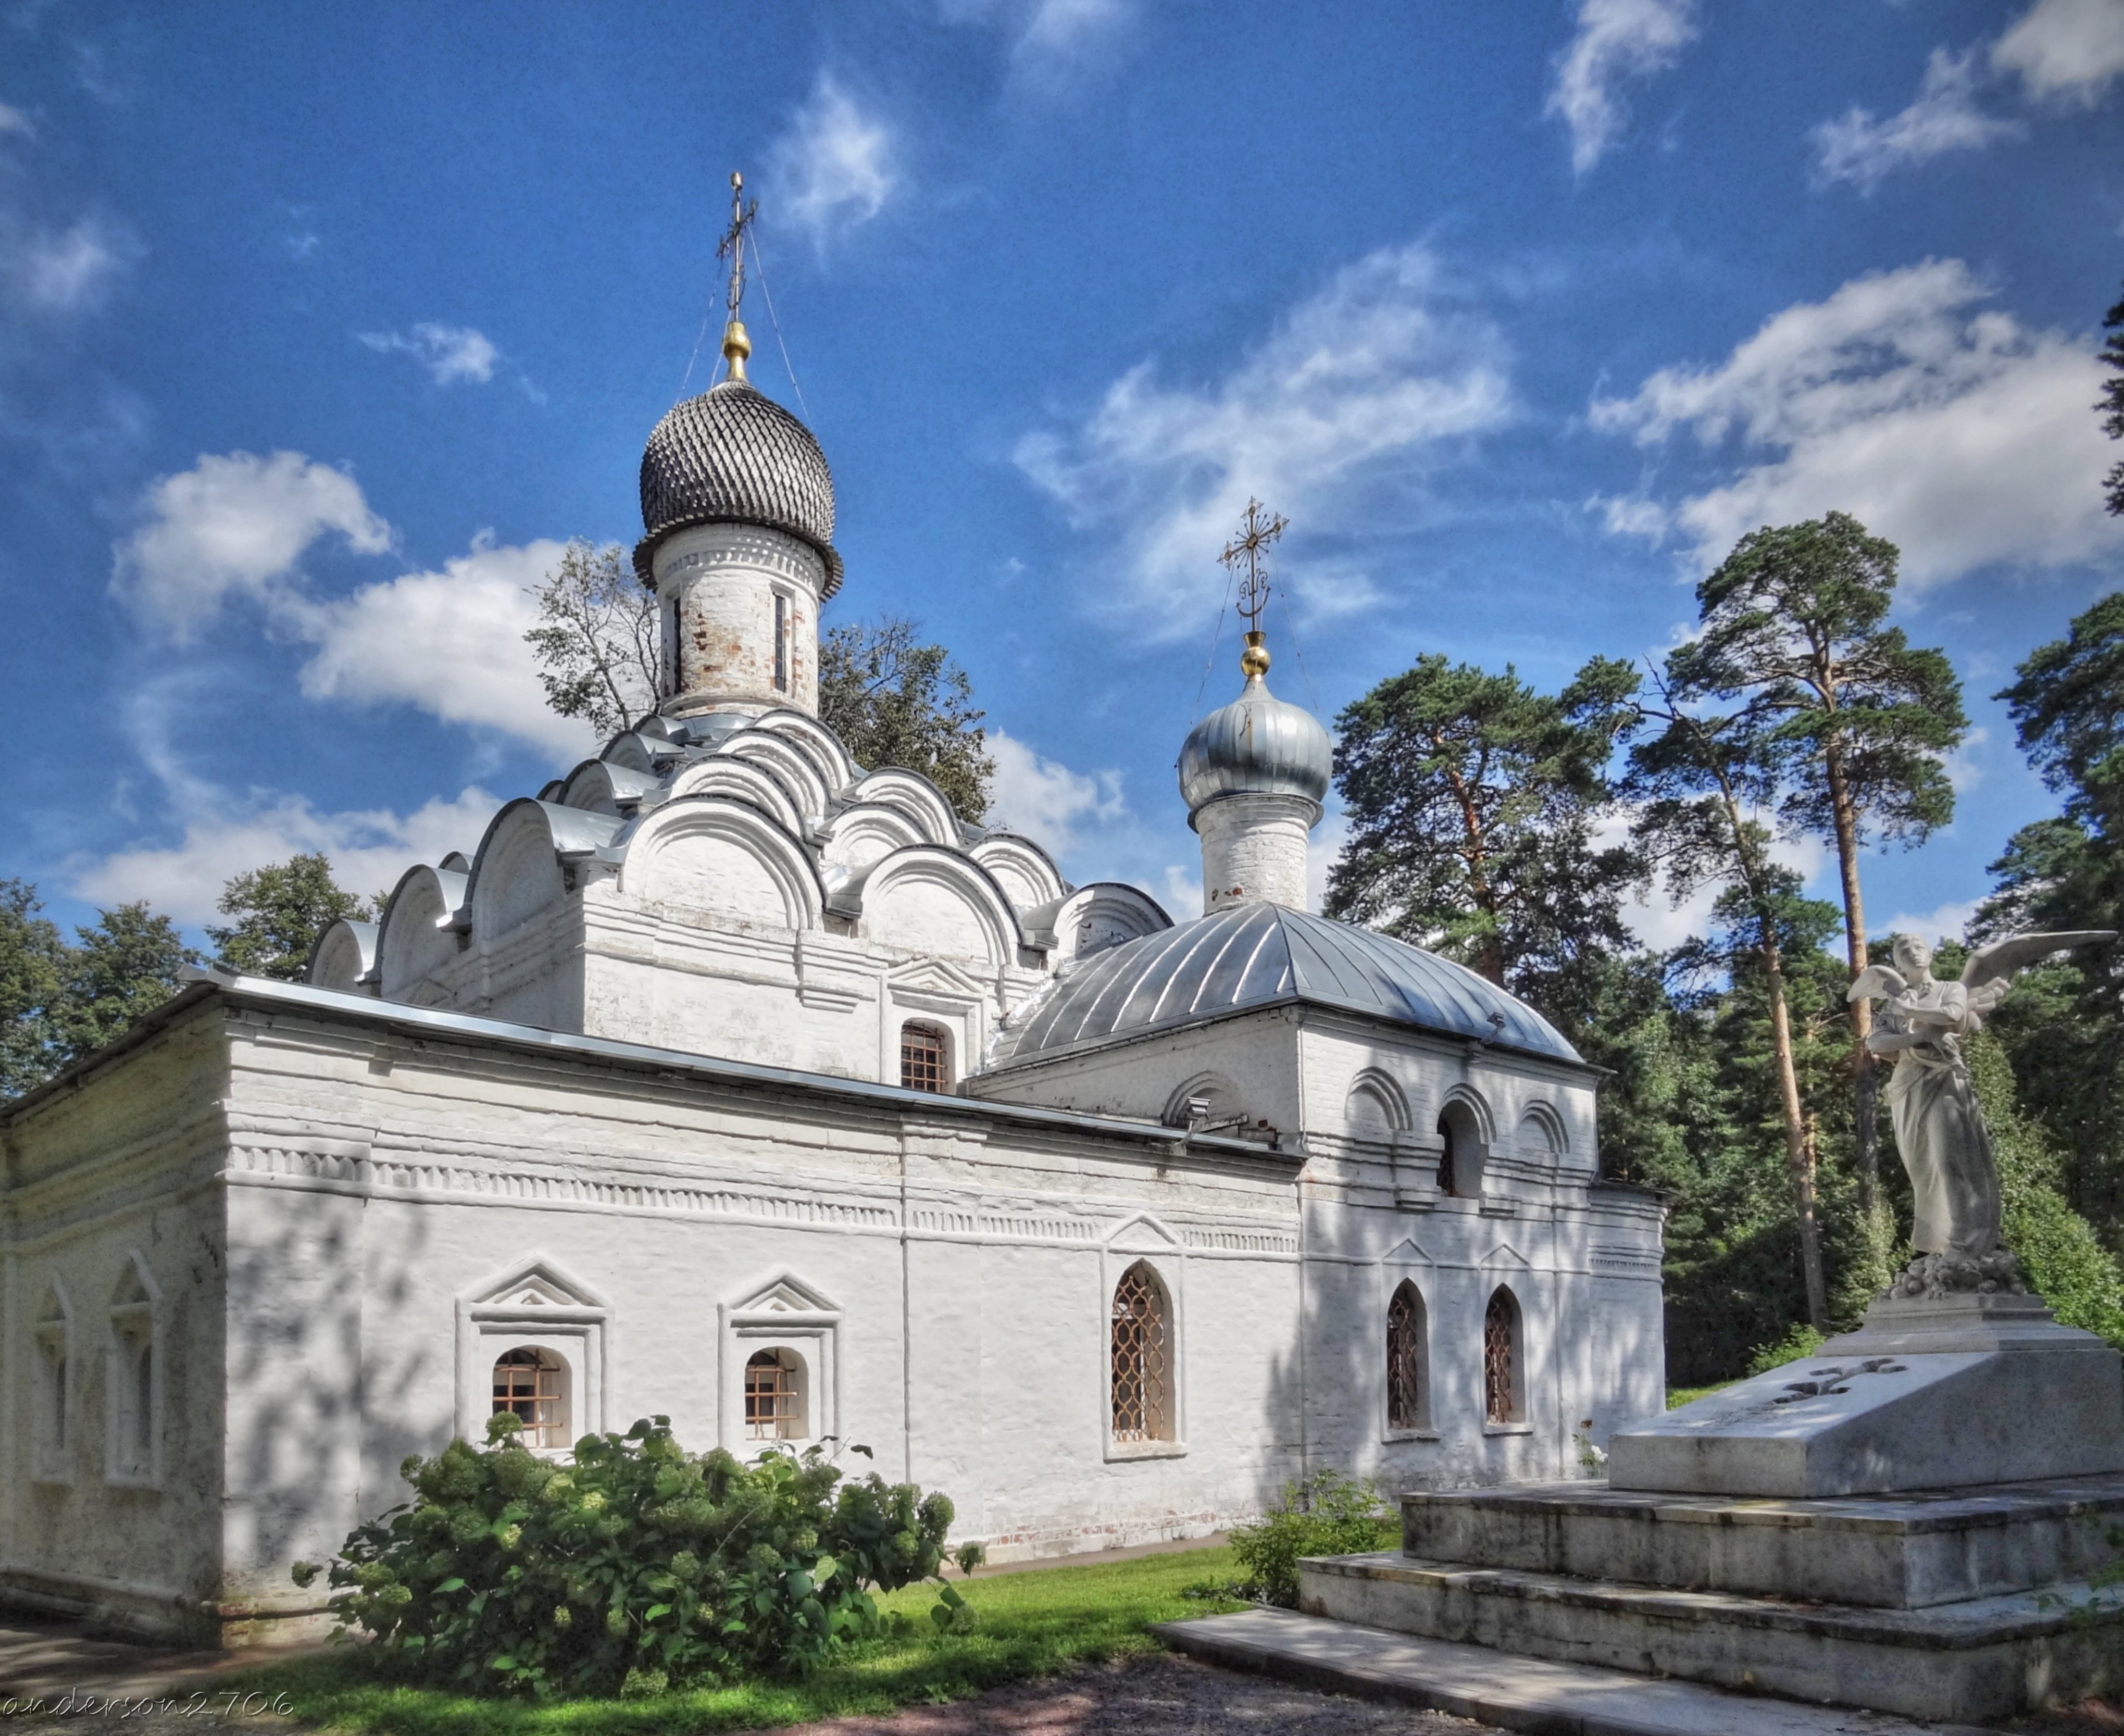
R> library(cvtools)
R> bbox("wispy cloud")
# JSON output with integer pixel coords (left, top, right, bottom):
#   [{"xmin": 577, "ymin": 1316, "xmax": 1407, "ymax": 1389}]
[
  {"xmin": 767, "ymin": 74, "xmax": 896, "ymax": 245},
  {"xmin": 1814, "ymin": 46, "xmax": 2024, "ymax": 190},
  {"xmin": 1811, "ymin": 0, "xmax": 2123, "ymax": 191},
  {"xmin": 112, "ymin": 450, "xmax": 393, "ymax": 635},
  {"xmin": 1016, "ymin": 244, "xmax": 1512, "ymax": 638},
  {"xmin": 74, "ymin": 785, "xmax": 502, "ymax": 928},
  {"xmin": 1993, "ymin": 0, "xmax": 2124, "ymax": 105},
  {"xmin": 939, "ymin": 0, "xmax": 1133, "ymax": 77},
  {"xmin": 1544, "ymin": 0, "xmax": 1698, "ymax": 176},
  {"xmin": 357, "ymin": 321, "xmax": 501, "ymax": 384},
  {"xmin": 1589, "ymin": 259, "xmax": 2124, "ymax": 586},
  {"xmin": 0, "ymin": 101, "xmax": 33, "ymax": 138},
  {"xmin": 985, "ymin": 729, "xmax": 1126, "ymax": 855},
  {"xmin": 108, "ymin": 451, "xmax": 593, "ymax": 755}
]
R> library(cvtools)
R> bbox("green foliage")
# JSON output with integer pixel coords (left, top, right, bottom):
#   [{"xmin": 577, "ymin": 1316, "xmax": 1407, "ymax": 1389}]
[
  {"xmin": 210, "ymin": 853, "xmax": 378, "ymax": 980},
  {"xmin": 239, "ymin": 1543, "xmax": 1247, "ymax": 1735},
  {"xmin": 2101, "ymin": 279, "xmax": 2124, "ymax": 518},
  {"xmin": 1323, "ymin": 653, "xmax": 1643, "ymax": 992},
  {"xmin": 1744, "ymin": 1322, "xmax": 1825, "ymax": 1376},
  {"xmin": 819, "ymin": 617, "xmax": 993, "ymax": 825},
  {"xmin": 524, "ymin": 542, "xmax": 665, "ymax": 741},
  {"xmin": 1228, "ymin": 1470, "xmax": 1394, "ymax": 1609},
  {"xmin": 1965, "ymin": 1030, "xmax": 2124, "ymax": 1349},
  {"xmin": 302, "ymin": 1416, "xmax": 958, "ymax": 1700},
  {"xmin": 0, "ymin": 879, "xmax": 67, "ymax": 1098}
]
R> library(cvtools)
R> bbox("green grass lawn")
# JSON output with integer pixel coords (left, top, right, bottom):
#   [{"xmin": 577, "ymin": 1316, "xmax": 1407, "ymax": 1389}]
[
  {"xmin": 229, "ymin": 1547, "xmax": 1248, "ymax": 1736},
  {"xmin": 1665, "ymin": 1382, "xmax": 1733, "ymax": 1409}
]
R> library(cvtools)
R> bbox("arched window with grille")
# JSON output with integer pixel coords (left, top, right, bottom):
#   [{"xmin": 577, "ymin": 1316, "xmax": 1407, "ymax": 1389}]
[
  {"xmin": 1483, "ymin": 1287, "xmax": 1523, "ymax": 1425},
  {"xmin": 1386, "ymin": 1280, "xmax": 1428, "ymax": 1433},
  {"xmin": 900, "ymin": 1022, "xmax": 949, "ymax": 1093},
  {"xmin": 1110, "ymin": 1262, "xmax": 1172, "ymax": 1443},
  {"xmin": 492, "ymin": 1347, "xmax": 567, "ymax": 1448},
  {"xmin": 744, "ymin": 1348, "xmax": 807, "ymax": 1441}
]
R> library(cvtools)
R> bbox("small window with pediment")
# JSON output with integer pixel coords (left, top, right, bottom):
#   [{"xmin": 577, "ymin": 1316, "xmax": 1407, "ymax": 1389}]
[
  {"xmin": 108, "ymin": 1260, "xmax": 157, "ymax": 1484},
  {"xmin": 1387, "ymin": 1280, "xmax": 1429, "ymax": 1433},
  {"xmin": 1110, "ymin": 1262, "xmax": 1172, "ymax": 1444},
  {"xmin": 492, "ymin": 1347, "xmax": 568, "ymax": 1448},
  {"xmin": 1484, "ymin": 1286, "xmax": 1525, "ymax": 1425},
  {"xmin": 900, "ymin": 1022, "xmax": 949, "ymax": 1093}
]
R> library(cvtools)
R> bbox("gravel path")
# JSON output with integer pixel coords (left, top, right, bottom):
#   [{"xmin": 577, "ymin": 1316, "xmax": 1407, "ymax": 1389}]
[{"xmin": 786, "ymin": 1650, "xmax": 1508, "ymax": 1734}]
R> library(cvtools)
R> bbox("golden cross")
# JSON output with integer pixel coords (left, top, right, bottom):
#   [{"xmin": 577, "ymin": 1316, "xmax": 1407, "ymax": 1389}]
[
  {"xmin": 1220, "ymin": 497, "xmax": 1289, "ymax": 632},
  {"xmin": 717, "ymin": 170, "xmax": 759, "ymax": 322}
]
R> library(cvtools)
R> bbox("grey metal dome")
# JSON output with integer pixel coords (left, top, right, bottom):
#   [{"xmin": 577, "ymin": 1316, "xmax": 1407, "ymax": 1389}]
[
  {"xmin": 1178, "ymin": 671, "xmax": 1332, "ymax": 819},
  {"xmin": 990, "ymin": 902, "xmax": 1583, "ymax": 1068},
  {"xmin": 634, "ymin": 379, "xmax": 843, "ymax": 595}
]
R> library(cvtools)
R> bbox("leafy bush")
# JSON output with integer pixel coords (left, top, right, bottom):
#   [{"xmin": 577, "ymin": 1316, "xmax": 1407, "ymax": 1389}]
[
  {"xmin": 292, "ymin": 1415, "xmax": 963, "ymax": 1700},
  {"xmin": 1744, "ymin": 1321, "xmax": 1825, "ymax": 1377},
  {"xmin": 1229, "ymin": 1470, "xmax": 1394, "ymax": 1608}
]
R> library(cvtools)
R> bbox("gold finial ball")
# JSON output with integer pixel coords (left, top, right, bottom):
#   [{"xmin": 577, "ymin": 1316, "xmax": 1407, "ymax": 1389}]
[
  {"xmin": 722, "ymin": 319, "xmax": 752, "ymax": 361},
  {"xmin": 1240, "ymin": 631, "xmax": 1271, "ymax": 678}
]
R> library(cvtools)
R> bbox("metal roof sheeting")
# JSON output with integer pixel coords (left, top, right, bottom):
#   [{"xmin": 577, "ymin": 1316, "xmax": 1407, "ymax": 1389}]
[{"xmin": 988, "ymin": 902, "xmax": 1582, "ymax": 1067}]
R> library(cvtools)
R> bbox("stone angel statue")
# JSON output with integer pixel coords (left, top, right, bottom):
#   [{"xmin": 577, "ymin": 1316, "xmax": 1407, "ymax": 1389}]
[{"xmin": 1848, "ymin": 929, "xmax": 2114, "ymax": 1295}]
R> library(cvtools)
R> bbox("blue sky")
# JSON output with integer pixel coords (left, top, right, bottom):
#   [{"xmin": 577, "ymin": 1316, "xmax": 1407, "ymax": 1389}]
[{"xmin": 3, "ymin": 0, "xmax": 2121, "ymax": 955}]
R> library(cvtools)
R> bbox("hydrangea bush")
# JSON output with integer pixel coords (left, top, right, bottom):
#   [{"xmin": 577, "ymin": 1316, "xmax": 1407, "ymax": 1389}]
[{"xmin": 293, "ymin": 1415, "xmax": 964, "ymax": 1699}]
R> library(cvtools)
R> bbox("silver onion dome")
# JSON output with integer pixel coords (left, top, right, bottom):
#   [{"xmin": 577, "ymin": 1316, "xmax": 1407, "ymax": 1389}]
[
  {"xmin": 1177, "ymin": 639, "xmax": 1332, "ymax": 820},
  {"xmin": 633, "ymin": 377, "xmax": 843, "ymax": 595}
]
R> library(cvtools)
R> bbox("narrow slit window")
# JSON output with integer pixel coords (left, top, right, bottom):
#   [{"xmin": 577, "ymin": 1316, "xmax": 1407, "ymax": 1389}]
[
  {"xmin": 900, "ymin": 1023, "xmax": 947, "ymax": 1093},
  {"xmin": 1484, "ymin": 1288, "xmax": 1520, "ymax": 1425},
  {"xmin": 1387, "ymin": 1281, "xmax": 1426, "ymax": 1432},
  {"xmin": 773, "ymin": 594, "xmax": 789, "ymax": 693},
  {"xmin": 745, "ymin": 1349, "xmax": 804, "ymax": 1440},
  {"xmin": 492, "ymin": 1347, "xmax": 566, "ymax": 1448}
]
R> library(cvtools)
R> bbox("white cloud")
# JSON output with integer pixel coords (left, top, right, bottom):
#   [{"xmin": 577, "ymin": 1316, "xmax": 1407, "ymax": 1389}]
[
  {"xmin": 985, "ymin": 729, "xmax": 1126, "ymax": 856},
  {"xmin": 357, "ymin": 321, "xmax": 501, "ymax": 384},
  {"xmin": 1813, "ymin": 46, "xmax": 2023, "ymax": 190},
  {"xmin": 1590, "ymin": 259, "xmax": 2124, "ymax": 587},
  {"xmin": 1544, "ymin": 0, "xmax": 1698, "ymax": 175},
  {"xmin": 936, "ymin": 0, "xmax": 1130, "ymax": 73},
  {"xmin": 1992, "ymin": 0, "xmax": 2124, "ymax": 104},
  {"xmin": 768, "ymin": 75, "xmax": 895, "ymax": 244},
  {"xmin": 74, "ymin": 787, "xmax": 501, "ymax": 928},
  {"xmin": 1016, "ymin": 244, "xmax": 1511, "ymax": 637},
  {"xmin": 294, "ymin": 538, "xmax": 594, "ymax": 757},
  {"xmin": 1876, "ymin": 897, "xmax": 1983, "ymax": 949},
  {"xmin": 1617, "ymin": 825, "xmax": 1828, "ymax": 952},
  {"xmin": 112, "ymin": 450, "xmax": 394, "ymax": 634},
  {"xmin": 0, "ymin": 102, "xmax": 33, "ymax": 138},
  {"xmin": 1588, "ymin": 492, "xmax": 1670, "ymax": 541},
  {"xmin": 1158, "ymin": 863, "xmax": 1202, "ymax": 920}
]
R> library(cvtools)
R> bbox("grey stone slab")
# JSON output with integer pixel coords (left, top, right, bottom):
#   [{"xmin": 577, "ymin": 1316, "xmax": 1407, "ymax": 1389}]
[
  {"xmin": 1154, "ymin": 1606, "xmax": 1983, "ymax": 1736},
  {"xmin": 1298, "ymin": 1550, "xmax": 2124, "ymax": 1723},
  {"xmin": 1401, "ymin": 1473, "xmax": 2124, "ymax": 1607},
  {"xmin": 1607, "ymin": 1345, "xmax": 2124, "ymax": 1497}
]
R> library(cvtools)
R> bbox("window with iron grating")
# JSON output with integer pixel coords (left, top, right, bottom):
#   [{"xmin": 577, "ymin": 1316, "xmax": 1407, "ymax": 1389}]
[
  {"xmin": 1388, "ymin": 1280, "xmax": 1425, "ymax": 1431},
  {"xmin": 1110, "ymin": 1263, "xmax": 1170, "ymax": 1442},
  {"xmin": 745, "ymin": 1348, "xmax": 804, "ymax": 1440},
  {"xmin": 900, "ymin": 1022, "xmax": 947, "ymax": 1093},
  {"xmin": 492, "ymin": 1347, "xmax": 566, "ymax": 1448},
  {"xmin": 1484, "ymin": 1288, "xmax": 1519, "ymax": 1424}
]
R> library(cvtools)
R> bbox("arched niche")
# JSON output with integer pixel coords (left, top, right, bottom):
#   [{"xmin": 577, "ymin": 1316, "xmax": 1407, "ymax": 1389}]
[
  {"xmin": 819, "ymin": 803, "xmax": 927, "ymax": 879},
  {"xmin": 968, "ymin": 834, "xmax": 1068, "ymax": 913},
  {"xmin": 848, "ymin": 767, "xmax": 963, "ymax": 847},
  {"xmin": 1436, "ymin": 1087, "xmax": 1494, "ymax": 1198},
  {"xmin": 1483, "ymin": 1284, "xmax": 1527, "ymax": 1426},
  {"xmin": 1345, "ymin": 1067, "xmax": 1410, "ymax": 1136},
  {"xmin": 558, "ymin": 759, "xmax": 662, "ymax": 817},
  {"xmin": 1518, "ymin": 1102, "xmax": 1568, "ymax": 1164},
  {"xmin": 377, "ymin": 866, "xmax": 469, "ymax": 1000},
  {"xmin": 664, "ymin": 757, "xmax": 807, "ymax": 836},
  {"xmin": 853, "ymin": 847, "xmax": 1021, "ymax": 968},
  {"xmin": 618, "ymin": 796, "xmax": 825, "ymax": 932},
  {"xmin": 1162, "ymin": 1070, "xmax": 1246, "ymax": 1131},
  {"xmin": 307, "ymin": 919, "xmax": 378, "ymax": 994}
]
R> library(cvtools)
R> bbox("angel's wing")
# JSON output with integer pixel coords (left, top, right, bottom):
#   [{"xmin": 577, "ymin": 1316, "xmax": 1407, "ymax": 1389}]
[
  {"xmin": 1847, "ymin": 964, "xmax": 1909, "ymax": 1004},
  {"xmin": 1960, "ymin": 931, "xmax": 2118, "ymax": 994}
]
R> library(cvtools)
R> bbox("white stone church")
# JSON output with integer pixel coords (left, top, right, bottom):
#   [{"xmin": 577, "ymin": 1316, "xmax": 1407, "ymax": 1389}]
[{"xmin": 1, "ymin": 321, "xmax": 1665, "ymax": 1646}]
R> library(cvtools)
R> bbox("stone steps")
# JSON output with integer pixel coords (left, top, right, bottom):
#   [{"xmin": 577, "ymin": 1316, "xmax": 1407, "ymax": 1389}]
[
  {"xmin": 1401, "ymin": 1473, "xmax": 2124, "ymax": 1609},
  {"xmin": 1298, "ymin": 1549, "xmax": 2124, "ymax": 1725}
]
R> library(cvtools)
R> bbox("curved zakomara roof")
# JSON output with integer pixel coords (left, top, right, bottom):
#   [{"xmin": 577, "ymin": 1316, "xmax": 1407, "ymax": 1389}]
[{"xmin": 986, "ymin": 901, "xmax": 1583, "ymax": 1069}]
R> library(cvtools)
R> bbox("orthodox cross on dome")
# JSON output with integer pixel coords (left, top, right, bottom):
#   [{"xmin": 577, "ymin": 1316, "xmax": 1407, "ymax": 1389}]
[
  {"xmin": 1219, "ymin": 497, "xmax": 1288, "ymax": 676},
  {"xmin": 716, "ymin": 170, "xmax": 760, "ymax": 384}
]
